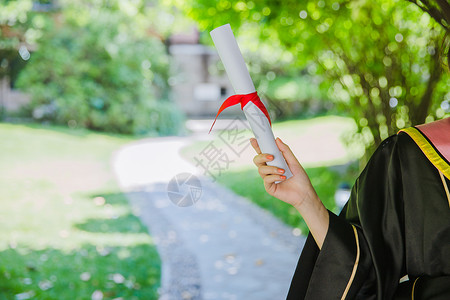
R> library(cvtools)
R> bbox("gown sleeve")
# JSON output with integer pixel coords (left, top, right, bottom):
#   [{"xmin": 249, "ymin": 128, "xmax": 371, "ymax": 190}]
[{"xmin": 286, "ymin": 135, "xmax": 405, "ymax": 300}]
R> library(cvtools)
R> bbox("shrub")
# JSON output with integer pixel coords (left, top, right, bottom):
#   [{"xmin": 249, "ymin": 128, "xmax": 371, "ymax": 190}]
[{"xmin": 16, "ymin": 7, "xmax": 184, "ymax": 135}]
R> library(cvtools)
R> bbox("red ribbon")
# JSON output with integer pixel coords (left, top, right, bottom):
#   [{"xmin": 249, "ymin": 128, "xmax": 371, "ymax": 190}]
[{"xmin": 209, "ymin": 91, "xmax": 271, "ymax": 133}]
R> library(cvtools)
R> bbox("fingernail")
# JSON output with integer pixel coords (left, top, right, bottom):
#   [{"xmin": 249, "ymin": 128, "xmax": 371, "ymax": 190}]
[
  {"xmin": 267, "ymin": 155, "xmax": 274, "ymax": 160},
  {"xmin": 280, "ymin": 175, "xmax": 286, "ymax": 180},
  {"xmin": 278, "ymin": 169, "xmax": 284, "ymax": 174}
]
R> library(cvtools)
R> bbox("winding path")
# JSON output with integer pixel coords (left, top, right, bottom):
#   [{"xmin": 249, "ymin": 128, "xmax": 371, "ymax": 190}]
[{"xmin": 112, "ymin": 128, "xmax": 305, "ymax": 300}]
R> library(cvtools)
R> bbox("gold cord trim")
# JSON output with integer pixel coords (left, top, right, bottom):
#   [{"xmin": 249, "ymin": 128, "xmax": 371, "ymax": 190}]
[
  {"xmin": 399, "ymin": 127, "xmax": 450, "ymax": 181},
  {"xmin": 341, "ymin": 225, "xmax": 360, "ymax": 300},
  {"xmin": 439, "ymin": 171, "xmax": 450, "ymax": 208},
  {"xmin": 411, "ymin": 277, "xmax": 420, "ymax": 300}
]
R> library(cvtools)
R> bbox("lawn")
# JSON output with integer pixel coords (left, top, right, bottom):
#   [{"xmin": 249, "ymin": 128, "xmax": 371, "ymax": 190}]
[
  {"xmin": 216, "ymin": 165, "xmax": 358, "ymax": 235},
  {"xmin": 0, "ymin": 123, "xmax": 160, "ymax": 299},
  {"xmin": 181, "ymin": 115, "xmax": 362, "ymax": 233}
]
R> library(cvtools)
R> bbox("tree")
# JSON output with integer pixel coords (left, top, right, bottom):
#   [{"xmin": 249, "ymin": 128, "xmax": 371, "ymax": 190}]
[
  {"xmin": 0, "ymin": 0, "xmax": 47, "ymax": 81},
  {"xmin": 175, "ymin": 0, "xmax": 450, "ymax": 153},
  {"xmin": 9, "ymin": 0, "xmax": 184, "ymax": 135},
  {"xmin": 408, "ymin": 0, "xmax": 450, "ymax": 67},
  {"xmin": 408, "ymin": 0, "xmax": 450, "ymax": 30}
]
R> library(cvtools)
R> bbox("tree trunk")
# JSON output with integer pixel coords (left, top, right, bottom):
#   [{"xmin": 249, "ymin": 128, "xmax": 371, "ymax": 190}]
[{"xmin": 412, "ymin": 47, "xmax": 442, "ymax": 125}]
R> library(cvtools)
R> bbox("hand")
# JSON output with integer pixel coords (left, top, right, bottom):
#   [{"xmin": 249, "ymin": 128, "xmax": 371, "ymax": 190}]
[
  {"xmin": 251, "ymin": 137, "xmax": 329, "ymax": 248},
  {"xmin": 250, "ymin": 137, "xmax": 319, "ymax": 209}
]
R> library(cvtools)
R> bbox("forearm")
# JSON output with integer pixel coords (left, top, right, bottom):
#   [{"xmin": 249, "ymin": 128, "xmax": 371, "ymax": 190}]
[
  {"xmin": 250, "ymin": 137, "xmax": 330, "ymax": 247},
  {"xmin": 294, "ymin": 193, "xmax": 329, "ymax": 249}
]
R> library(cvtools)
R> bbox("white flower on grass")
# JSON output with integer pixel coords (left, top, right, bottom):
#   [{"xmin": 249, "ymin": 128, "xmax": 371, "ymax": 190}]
[
  {"xmin": 109, "ymin": 273, "xmax": 125, "ymax": 284},
  {"xmin": 15, "ymin": 291, "xmax": 35, "ymax": 300},
  {"xmin": 80, "ymin": 272, "xmax": 91, "ymax": 281},
  {"xmin": 91, "ymin": 290, "xmax": 103, "ymax": 300},
  {"xmin": 39, "ymin": 279, "xmax": 53, "ymax": 291}
]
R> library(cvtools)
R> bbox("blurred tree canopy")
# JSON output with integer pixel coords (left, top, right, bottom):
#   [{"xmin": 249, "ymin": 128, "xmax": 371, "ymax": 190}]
[
  {"xmin": 408, "ymin": 0, "xmax": 450, "ymax": 30},
  {"xmin": 1, "ymin": 0, "xmax": 184, "ymax": 135},
  {"xmin": 175, "ymin": 0, "xmax": 450, "ymax": 152},
  {"xmin": 0, "ymin": 0, "xmax": 40, "ymax": 81}
]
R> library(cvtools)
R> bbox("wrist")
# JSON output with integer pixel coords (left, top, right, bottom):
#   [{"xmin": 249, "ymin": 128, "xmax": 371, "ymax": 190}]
[
  {"xmin": 294, "ymin": 193, "xmax": 329, "ymax": 249},
  {"xmin": 293, "ymin": 190, "xmax": 321, "ymax": 212},
  {"xmin": 293, "ymin": 192, "xmax": 329, "ymax": 229}
]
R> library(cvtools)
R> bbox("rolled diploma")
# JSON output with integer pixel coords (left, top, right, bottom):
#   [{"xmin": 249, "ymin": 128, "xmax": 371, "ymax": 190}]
[{"xmin": 210, "ymin": 24, "xmax": 293, "ymax": 179}]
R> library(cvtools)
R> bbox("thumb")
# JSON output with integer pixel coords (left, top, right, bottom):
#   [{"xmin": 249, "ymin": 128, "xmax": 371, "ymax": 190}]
[{"xmin": 276, "ymin": 137, "xmax": 301, "ymax": 173}]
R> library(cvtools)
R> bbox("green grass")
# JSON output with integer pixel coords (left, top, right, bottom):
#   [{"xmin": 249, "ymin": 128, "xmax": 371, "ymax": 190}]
[
  {"xmin": 0, "ymin": 123, "xmax": 160, "ymax": 299},
  {"xmin": 216, "ymin": 166, "xmax": 358, "ymax": 235}
]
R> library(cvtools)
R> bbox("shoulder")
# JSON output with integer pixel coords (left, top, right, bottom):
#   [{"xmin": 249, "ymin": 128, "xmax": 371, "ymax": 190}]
[
  {"xmin": 378, "ymin": 134, "xmax": 399, "ymax": 151},
  {"xmin": 397, "ymin": 122, "xmax": 450, "ymax": 178},
  {"xmin": 376, "ymin": 131, "xmax": 420, "ymax": 156},
  {"xmin": 396, "ymin": 130, "xmax": 421, "ymax": 152},
  {"xmin": 362, "ymin": 132, "xmax": 419, "ymax": 175},
  {"xmin": 369, "ymin": 131, "xmax": 427, "ymax": 169},
  {"xmin": 370, "ymin": 134, "xmax": 402, "ymax": 160}
]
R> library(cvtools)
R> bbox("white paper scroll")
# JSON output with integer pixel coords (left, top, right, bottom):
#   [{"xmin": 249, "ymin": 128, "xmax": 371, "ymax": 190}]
[{"xmin": 210, "ymin": 24, "xmax": 293, "ymax": 180}]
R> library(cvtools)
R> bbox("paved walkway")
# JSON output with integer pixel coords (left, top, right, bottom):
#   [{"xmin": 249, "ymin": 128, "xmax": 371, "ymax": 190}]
[{"xmin": 112, "ymin": 121, "xmax": 305, "ymax": 300}]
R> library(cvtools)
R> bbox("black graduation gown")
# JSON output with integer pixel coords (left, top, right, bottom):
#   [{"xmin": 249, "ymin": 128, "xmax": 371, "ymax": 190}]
[{"xmin": 286, "ymin": 130, "xmax": 450, "ymax": 300}]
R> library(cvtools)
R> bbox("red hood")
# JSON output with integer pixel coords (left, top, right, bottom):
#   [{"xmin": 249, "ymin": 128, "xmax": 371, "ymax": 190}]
[{"xmin": 416, "ymin": 118, "xmax": 450, "ymax": 163}]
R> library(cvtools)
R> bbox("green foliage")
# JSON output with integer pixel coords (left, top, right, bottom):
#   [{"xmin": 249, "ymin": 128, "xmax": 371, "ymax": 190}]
[
  {"xmin": 175, "ymin": 0, "xmax": 450, "ymax": 150},
  {"xmin": 0, "ymin": 123, "xmax": 160, "ymax": 299},
  {"xmin": 263, "ymin": 75, "xmax": 331, "ymax": 119},
  {"xmin": 407, "ymin": 0, "xmax": 450, "ymax": 31},
  {"xmin": 0, "ymin": 0, "xmax": 35, "ymax": 48},
  {"xmin": 11, "ymin": 0, "xmax": 184, "ymax": 135},
  {"xmin": 0, "ymin": 0, "xmax": 47, "ymax": 80}
]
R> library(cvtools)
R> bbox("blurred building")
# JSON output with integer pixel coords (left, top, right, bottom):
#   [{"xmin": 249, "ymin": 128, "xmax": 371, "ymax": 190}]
[
  {"xmin": 0, "ymin": 77, "xmax": 30, "ymax": 113},
  {"xmin": 0, "ymin": 45, "xmax": 32, "ymax": 116},
  {"xmin": 168, "ymin": 27, "xmax": 240, "ymax": 118}
]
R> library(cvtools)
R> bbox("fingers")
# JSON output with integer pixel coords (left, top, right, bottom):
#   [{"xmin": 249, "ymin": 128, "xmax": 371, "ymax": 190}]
[
  {"xmin": 250, "ymin": 138, "xmax": 261, "ymax": 154},
  {"xmin": 258, "ymin": 165, "xmax": 285, "ymax": 177},
  {"xmin": 264, "ymin": 174, "xmax": 287, "ymax": 185},
  {"xmin": 253, "ymin": 153, "xmax": 274, "ymax": 167},
  {"xmin": 275, "ymin": 137, "xmax": 300, "ymax": 170},
  {"xmin": 255, "ymin": 163, "xmax": 286, "ymax": 185}
]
